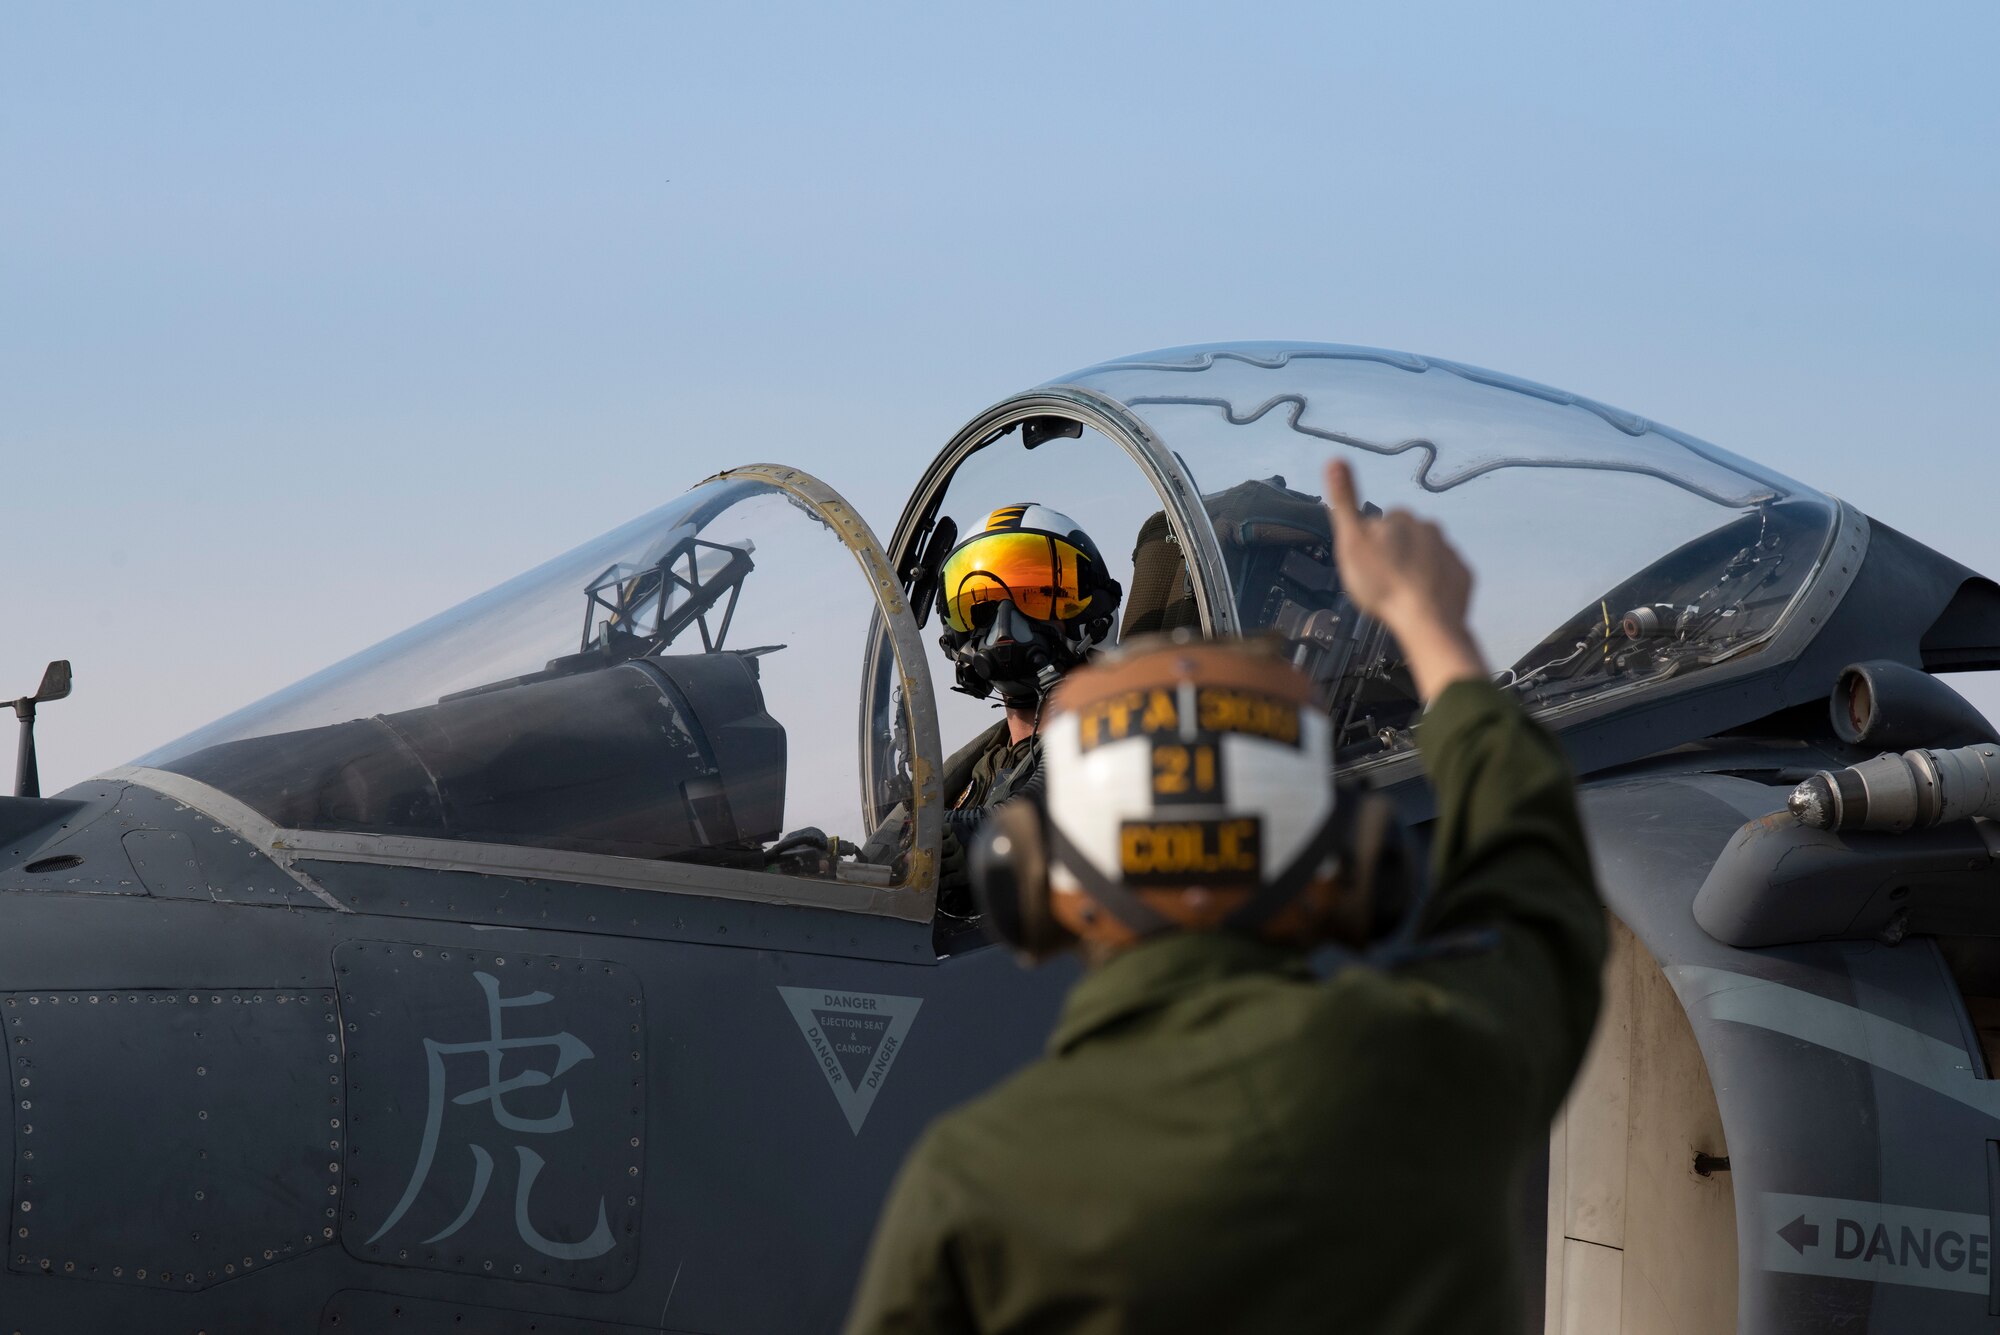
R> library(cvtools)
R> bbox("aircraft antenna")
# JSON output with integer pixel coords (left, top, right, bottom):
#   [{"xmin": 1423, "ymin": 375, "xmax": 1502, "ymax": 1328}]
[{"xmin": 5, "ymin": 660, "xmax": 71, "ymax": 799}]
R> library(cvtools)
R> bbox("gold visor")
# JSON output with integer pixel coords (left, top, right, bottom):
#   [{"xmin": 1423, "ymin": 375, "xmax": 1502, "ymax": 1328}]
[{"xmin": 940, "ymin": 531, "xmax": 1094, "ymax": 633}]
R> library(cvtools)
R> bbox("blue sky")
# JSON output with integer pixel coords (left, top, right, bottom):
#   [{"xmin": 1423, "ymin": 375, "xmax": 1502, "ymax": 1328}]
[{"xmin": 3, "ymin": 2, "xmax": 1996, "ymax": 786}]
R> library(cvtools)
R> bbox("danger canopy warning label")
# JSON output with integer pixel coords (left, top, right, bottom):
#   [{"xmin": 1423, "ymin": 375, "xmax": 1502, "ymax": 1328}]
[
  {"xmin": 1759, "ymin": 1191, "xmax": 1992, "ymax": 1295},
  {"xmin": 776, "ymin": 987, "xmax": 923, "ymax": 1135}
]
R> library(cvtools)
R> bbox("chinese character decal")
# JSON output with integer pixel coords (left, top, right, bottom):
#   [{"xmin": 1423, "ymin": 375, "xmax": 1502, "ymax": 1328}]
[
  {"xmin": 367, "ymin": 972, "xmax": 613, "ymax": 1259},
  {"xmin": 339, "ymin": 944, "xmax": 643, "ymax": 1287}
]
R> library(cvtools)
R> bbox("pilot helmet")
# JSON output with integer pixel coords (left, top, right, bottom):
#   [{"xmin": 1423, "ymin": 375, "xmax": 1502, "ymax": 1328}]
[
  {"xmin": 969, "ymin": 636, "xmax": 1410, "ymax": 960},
  {"xmin": 935, "ymin": 504, "xmax": 1122, "ymax": 705}
]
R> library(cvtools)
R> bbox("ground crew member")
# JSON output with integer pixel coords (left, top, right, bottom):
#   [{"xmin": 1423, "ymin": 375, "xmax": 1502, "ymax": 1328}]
[{"xmin": 844, "ymin": 459, "xmax": 1606, "ymax": 1335}]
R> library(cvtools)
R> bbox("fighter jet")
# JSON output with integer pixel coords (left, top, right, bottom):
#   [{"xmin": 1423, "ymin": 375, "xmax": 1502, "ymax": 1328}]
[{"xmin": 3, "ymin": 341, "xmax": 1994, "ymax": 1334}]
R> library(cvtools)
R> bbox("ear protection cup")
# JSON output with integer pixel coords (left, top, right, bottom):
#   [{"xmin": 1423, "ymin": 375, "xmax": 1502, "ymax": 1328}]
[
  {"xmin": 970, "ymin": 799, "xmax": 1072, "ymax": 962},
  {"xmin": 1314, "ymin": 788, "xmax": 1415, "ymax": 949}
]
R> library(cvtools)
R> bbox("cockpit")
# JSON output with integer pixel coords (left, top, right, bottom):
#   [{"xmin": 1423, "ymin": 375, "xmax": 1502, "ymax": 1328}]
[
  {"xmin": 898, "ymin": 343, "xmax": 1838, "ymax": 767},
  {"xmin": 136, "ymin": 468, "xmax": 936, "ymax": 903},
  {"xmin": 127, "ymin": 342, "xmax": 1846, "ymax": 916}
]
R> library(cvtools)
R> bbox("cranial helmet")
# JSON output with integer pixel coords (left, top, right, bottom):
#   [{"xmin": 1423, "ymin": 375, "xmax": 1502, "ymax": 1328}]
[
  {"xmin": 935, "ymin": 504, "xmax": 1122, "ymax": 705},
  {"xmin": 969, "ymin": 636, "xmax": 1411, "ymax": 960}
]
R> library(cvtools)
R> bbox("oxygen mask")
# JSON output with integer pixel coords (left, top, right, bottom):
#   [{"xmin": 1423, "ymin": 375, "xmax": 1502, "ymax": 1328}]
[{"xmin": 958, "ymin": 600, "xmax": 1066, "ymax": 707}]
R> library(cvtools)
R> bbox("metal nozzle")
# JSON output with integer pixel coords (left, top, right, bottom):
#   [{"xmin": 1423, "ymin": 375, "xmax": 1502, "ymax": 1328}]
[
  {"xmin": 1788, "ymin": 743, "xmax": 2000, "ymax": 833},
  {"xmin": 1787, "ymin": 773, "xmax": 1839, "ymax": 829}
]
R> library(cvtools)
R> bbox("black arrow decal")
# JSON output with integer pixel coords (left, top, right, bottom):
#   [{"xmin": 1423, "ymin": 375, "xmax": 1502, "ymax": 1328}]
[{"xmin": 1777, "ymin": 1214, "xmax": 1821, "ymax": 1255}]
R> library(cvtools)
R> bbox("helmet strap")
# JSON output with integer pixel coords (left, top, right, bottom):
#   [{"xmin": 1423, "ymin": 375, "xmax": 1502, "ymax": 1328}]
[
  {"xmin": 1042, "ymin": 820, "xmax": 1176, "ymax": 938},
  {"xmin": 1043, "ymin": 808, "xmax": 1345, "ymax": 942},
  {"xmin": 1220, "ymin": 815, "xmax": 1344, "ymax": 933}
]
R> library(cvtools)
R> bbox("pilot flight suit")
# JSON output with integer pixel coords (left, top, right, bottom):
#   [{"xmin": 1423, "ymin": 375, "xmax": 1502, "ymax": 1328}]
[
  {"xmin": 944, "ymin": 721, "xmax": 1041, "ymax": 815},
  {"xmin": 935, "ymin": 722, "xmax": 1043, "ymax": 919},
  {"xmin": 845, "ymin": 680, "xmax": 1606, "ymax": 1335}
]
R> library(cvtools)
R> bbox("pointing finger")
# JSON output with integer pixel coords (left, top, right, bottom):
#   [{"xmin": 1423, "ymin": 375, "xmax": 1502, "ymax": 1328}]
[{"xmin": 1325, "ymin": 459, "xmax": 1363, "ymax": 533}]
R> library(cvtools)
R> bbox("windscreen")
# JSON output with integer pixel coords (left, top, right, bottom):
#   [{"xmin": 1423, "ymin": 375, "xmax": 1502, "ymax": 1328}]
[
  {"xmin": 139, "ymin": 477, "xmax": 915, "ymax": 880},
  {"xmin": 1053, "ymin": 344, "xmax": 1837, "ymax": 760}
]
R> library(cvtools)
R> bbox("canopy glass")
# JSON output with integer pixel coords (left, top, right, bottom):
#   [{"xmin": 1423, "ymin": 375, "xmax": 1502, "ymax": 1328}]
[
  {"xmin": 139, "ymin": 475, "xmax": 919, "ymax": 883},
  {"xmin": 1046, "ymin": 343, "xmax": 1836, "ymax": 758}
]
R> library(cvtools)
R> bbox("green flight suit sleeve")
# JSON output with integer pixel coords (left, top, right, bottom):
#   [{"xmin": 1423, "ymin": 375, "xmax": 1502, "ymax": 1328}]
[
  {"xmin": 1404, "ymin": 678, "xmax": 1607, "ymax": 1117},
  {"xmin": 844, "ymin": 1132, "xmax": 980, "ymax": 1335}
]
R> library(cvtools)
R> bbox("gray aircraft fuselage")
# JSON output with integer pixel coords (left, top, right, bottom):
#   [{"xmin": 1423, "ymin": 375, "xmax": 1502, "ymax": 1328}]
[{"xmin": 5, "ymin": 341, "xmax": 1998, "ymax": 1334}]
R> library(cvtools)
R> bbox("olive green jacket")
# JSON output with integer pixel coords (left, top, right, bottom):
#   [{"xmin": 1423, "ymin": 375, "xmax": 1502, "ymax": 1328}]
[{"xmin": 845, "ymin": 680, "xmax": 1605, "ymax": 1335}]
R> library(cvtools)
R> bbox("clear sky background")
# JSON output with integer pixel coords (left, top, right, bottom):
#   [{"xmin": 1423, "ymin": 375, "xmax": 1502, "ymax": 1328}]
[{"xmin": 3, "ymin": 2, "xmax": 1996, "ymax": 790}]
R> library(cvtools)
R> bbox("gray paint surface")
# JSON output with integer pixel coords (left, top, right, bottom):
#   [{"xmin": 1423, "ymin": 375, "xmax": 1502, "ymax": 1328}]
[{"xmin": 3, "ymin": 361, "xmax": 1997, "ymax": 1331}]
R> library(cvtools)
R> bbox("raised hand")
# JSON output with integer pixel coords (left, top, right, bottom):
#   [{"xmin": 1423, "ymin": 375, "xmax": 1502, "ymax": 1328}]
[{"xmin": 1324, "ymin": 459, "xmax": 1489, "ymax": 701}]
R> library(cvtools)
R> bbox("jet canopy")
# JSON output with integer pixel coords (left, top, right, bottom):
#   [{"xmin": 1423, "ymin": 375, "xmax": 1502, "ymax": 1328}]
[
  {"xmin": 136, "ymin": 468, "xmax": 939, "ymax": 910},
  {"xmin": 893, "ymin": 342, "xmax": 1843, "ymax": 765},
  {"xmin": 121, "ymin": 340, "xmax": 1854, "ymax": 915}
]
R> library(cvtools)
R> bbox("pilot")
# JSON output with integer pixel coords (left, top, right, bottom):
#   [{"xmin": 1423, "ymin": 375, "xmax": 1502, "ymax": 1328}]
[
  {"xmin": 932, "ymin": 504, "xmax": 1121, "ymax": 907},
  {"xmin": 845, "ymin": 461, "xmax": 1606, "ymax": 1335}
]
